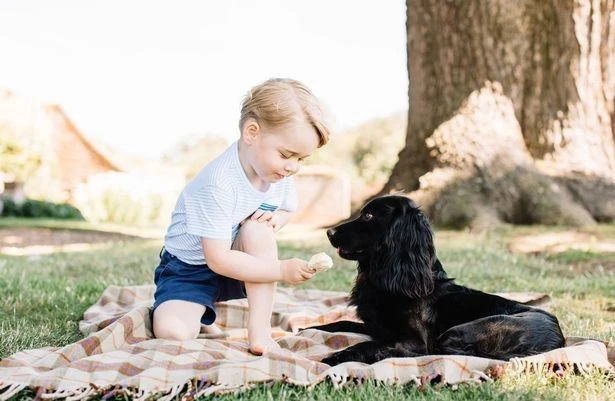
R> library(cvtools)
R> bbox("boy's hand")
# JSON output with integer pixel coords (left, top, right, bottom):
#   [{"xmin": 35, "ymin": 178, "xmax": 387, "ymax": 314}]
[
  {"xmin": 280, "ymin": 258, "xmax": 315, "ymax": 284},
  {"xmin": 248, "ymin": 210, "xmax": 282, "ymax": 231}
]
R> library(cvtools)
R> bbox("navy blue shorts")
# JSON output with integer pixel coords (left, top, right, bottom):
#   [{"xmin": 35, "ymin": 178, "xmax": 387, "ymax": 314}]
[{"xmin": 152, "ymin": 249, "xmax": 246, "ymax": 325}]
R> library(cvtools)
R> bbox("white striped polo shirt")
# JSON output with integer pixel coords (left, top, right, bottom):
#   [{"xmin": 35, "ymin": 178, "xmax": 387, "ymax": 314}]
[{"xmin": 163, "ymin": 140, "xmax": 297, "ymax": 265}]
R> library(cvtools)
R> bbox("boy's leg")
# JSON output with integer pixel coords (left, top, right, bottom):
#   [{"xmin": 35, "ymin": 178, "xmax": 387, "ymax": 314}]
[
  {"xmin": 153, "ymin": 300, "xmax": 205, "ymax": 340},
  {"xmin": 233, "ymin": 219, "xmax": 280, "ymax": 355}
]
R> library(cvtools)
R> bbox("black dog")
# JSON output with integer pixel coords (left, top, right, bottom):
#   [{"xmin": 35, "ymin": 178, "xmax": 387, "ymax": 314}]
[{"xmin": 308, "ymin": 195, "xmax": 565, "ymax": 366}]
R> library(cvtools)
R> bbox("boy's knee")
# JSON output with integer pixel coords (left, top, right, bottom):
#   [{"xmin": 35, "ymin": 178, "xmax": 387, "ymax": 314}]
[
  {"xmin": 239, "ymin": 219, "xmax": 275, "ymax": 238},
  {"xmin": 234, "ymin": 220, "xmax": 277, "ymax": 255},
  {"xmin": 153, "ymin": 315, "xmax": 200, "ymax": 340}
]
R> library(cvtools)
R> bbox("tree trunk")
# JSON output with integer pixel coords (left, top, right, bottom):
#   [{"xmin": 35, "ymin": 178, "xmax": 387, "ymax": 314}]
[{"xmin": 383, "ymin": 0, "xmax": 615, "ymax": 228}]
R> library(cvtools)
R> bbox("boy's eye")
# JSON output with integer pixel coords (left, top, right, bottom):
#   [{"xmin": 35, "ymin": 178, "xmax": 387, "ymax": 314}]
[{"xmin": 280, "ymin": 151, "xmax": 309, "ymax": 161}]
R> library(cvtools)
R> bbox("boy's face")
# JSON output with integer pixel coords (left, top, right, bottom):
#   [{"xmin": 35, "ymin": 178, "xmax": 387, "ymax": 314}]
[{"xmin": 243, "ymin": 118, "xmax": 319, "ymax": 185}]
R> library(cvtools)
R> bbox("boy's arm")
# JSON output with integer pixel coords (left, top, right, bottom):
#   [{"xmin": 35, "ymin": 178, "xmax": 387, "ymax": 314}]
[{"xmin": 201, "ymin": 237, "xmax": 311, "ymax": 284}]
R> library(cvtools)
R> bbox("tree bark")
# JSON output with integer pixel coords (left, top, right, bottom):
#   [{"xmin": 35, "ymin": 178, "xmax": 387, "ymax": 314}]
[{"xmin": 382, "ymin": 0, "xmax": 615, "ymax": 228}]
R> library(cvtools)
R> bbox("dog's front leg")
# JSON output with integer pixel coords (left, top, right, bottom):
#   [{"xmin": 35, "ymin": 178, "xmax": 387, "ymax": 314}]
[
  {"xmin": 302, "ymin": 320, "xmax": 369, "ymax": 335},
  {"xmin": 321, "ymin": 340, "xmax": 423, "ymax": 366}
]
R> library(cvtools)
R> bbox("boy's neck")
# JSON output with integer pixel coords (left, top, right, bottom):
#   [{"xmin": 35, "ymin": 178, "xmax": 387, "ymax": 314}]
[{"xmin": 237, "ymin": 141, "xmax": 270, "ymax": 192}]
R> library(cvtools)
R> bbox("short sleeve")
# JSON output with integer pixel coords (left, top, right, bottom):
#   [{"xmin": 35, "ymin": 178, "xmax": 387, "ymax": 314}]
[
  {"xmin": 183, "ymin": 184, "xmax": 235, "ymax": 240},
  {"xmin": 279, "ymin": 176, "xmax": 298, "ymax": 213}
]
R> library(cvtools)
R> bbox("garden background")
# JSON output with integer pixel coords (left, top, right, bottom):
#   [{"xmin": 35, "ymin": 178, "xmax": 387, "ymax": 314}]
[{"xmin": 1, "ymin": 1, "xmax": 614, "ymax": 400}]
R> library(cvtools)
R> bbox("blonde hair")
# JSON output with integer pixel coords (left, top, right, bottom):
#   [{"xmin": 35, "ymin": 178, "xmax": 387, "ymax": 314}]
[{"xmin": 239, "ymin": 78, "xmax": 331, "ymax": 147}]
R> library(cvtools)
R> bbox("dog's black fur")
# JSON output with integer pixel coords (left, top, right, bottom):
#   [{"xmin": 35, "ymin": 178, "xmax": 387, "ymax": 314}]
[{"xmin": 308, "ymin": 195, "xmax": 565, "ymax": 366}]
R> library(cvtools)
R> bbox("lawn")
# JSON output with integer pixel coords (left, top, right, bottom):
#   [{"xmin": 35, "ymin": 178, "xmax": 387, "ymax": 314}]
[{"xmin": 0, "ymin": 219, "xmax": 613, "ymax": 400}]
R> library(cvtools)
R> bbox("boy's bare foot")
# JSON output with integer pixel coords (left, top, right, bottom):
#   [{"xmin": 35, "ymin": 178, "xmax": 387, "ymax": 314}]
[{"xmin": 249, "ymin": 336, "xmax": 281, "ymax": 355}]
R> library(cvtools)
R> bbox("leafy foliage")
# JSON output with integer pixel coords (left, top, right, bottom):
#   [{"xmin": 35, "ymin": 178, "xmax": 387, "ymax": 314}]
[
  {"xmin": 306, "ymin": 113, "xmax": 406, "ymax": 201},
  {"xmin": 1, "ymin": 197, "xmax": 84, "ymax": 219},
  {"xmin": 73, "ymin": 172, "xmax": 184, "ymax": 226},
  {"xmin": 0, "ymin": 123, "xmax": 43, "ymax": 182}
]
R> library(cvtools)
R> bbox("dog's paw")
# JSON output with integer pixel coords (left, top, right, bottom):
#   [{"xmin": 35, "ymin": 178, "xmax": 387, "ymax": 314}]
[
  {"xmin": 321, "ymin": 354, "xmax": 344, "ymax": 366},
  {"xmin": 296, "ymin": 325, "xmax": 318, "ymax": 333},
  {"xmin": 320, "ymin": 350, "xmax": 354, "ymax": 366}
]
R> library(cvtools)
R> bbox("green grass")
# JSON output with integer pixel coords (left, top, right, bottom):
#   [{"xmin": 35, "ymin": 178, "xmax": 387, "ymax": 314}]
[{"xmin": 0, "ymin": 219, "xmax": 614, "ymax": 400}]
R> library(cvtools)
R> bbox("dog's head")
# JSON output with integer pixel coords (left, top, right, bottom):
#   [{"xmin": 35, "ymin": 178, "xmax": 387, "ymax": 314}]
[{"xmin": 327, "ymin": 195, "xmax": 436, "ymax": 298}]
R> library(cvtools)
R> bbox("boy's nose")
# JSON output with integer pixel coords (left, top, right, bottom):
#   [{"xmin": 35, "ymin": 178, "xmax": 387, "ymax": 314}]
[{"xmin": 284, "ymin": 162, "xmax": 298, "ymax": 174}]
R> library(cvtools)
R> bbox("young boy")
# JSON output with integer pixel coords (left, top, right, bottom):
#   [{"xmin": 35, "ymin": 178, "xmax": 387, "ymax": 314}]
[{"xmin": 152, "ymin": 78, "xmax": 331, "ymax": 355}]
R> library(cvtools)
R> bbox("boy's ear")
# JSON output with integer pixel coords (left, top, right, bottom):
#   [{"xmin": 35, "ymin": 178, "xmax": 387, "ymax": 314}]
[{"xmin": 242, "ymin": 119, "xmax": 260, "ymax": 143}]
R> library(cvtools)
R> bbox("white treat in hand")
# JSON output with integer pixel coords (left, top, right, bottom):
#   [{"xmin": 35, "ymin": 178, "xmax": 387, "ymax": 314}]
[{"xmin": 308, "ymin": 252, "xmax": 333, "ymax": 272}]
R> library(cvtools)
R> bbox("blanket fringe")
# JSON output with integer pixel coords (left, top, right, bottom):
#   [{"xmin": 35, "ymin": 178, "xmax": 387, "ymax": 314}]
[
  {"xmin": 470, "ymin": 369, "xmax": 493, "ymax": 383},
  {"xmin": 128, "ymin": 388, "xmax": 147, "ymax": 401},
  {"xmin": 39, "ymin": 386, "xmax": 105, "ymax": 401},
  {"xmin": 327, "ymin": 371, "xmax": 350, "ymax": 389},
  {"xmin": 324, "ymin": 367, "xmax": 492, "ymax": 390},
  {"xmin": 155, "ymin": 383, "xmax": 184, "ymax": 401},
  {"xmin": 64, "ymin": 387, "xmax": 96, "ymax": 401},
  {"xmin": 0, "ymin": 382, "xmax": 28, "ymax": 401},
  {"xmin": 0, "ymin": 381, "xmax": 175, "ymax": 401},
  {"xmin": 1, "ymin": 358, "xmax": 612, "ymax": 401},
  {"xmin": 506, "ymin": 358, "xmax": 614, "ymax": 379},
  {"xmin": 193, "ymin": 383, "xmax": 251, "ymax": 398}
]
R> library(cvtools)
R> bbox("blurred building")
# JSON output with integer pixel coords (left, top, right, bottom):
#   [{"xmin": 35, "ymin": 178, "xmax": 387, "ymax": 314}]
[{"xmin": 0, "ymin": 89, "xmax": 121, "ymax": 201}]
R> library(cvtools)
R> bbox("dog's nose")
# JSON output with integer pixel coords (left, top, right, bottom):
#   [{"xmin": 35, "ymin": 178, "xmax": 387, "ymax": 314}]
[{"xmin": 326, "ymin": 228, "xmax": 336, "ymax": 239}]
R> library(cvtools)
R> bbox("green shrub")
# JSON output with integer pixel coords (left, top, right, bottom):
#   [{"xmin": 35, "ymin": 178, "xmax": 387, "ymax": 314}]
[
  {"xmin": 0, "ymin": 196, "xmax": 19, "ymax": 216},
  {"xmin": 0, "ymin": 197, "xmax": 84, "ymax": 219},
  {"xmin": 49, "ymin": 202, "xmax": 85, "ymax": 220}
]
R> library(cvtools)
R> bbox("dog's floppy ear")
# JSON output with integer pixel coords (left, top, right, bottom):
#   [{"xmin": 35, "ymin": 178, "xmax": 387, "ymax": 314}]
[{"xmin": 369, "ymin": 207, "xmax": 435, "ymax": 298}]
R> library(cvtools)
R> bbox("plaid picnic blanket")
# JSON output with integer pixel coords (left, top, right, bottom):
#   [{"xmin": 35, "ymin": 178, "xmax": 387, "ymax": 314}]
[{"xmin": 0, "ymin": 285, "xmax": 613, "ymax": 400}]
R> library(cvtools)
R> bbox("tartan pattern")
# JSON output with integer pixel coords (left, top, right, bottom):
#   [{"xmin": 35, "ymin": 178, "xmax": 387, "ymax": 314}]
[{"xmin": 0, "ymin": 285, "xmax": 613, "ymax": 400}]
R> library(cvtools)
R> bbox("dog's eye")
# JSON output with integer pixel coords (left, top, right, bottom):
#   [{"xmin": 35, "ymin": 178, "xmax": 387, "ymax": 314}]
[{"xmin": 361, "ymin": 212, "xmax": 374, "ymax": 221}]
